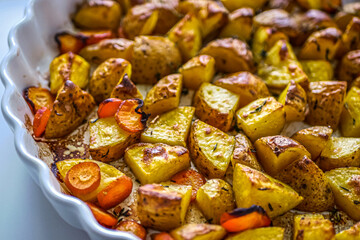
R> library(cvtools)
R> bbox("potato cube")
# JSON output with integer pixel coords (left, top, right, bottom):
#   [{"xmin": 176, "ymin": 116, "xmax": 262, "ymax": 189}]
[
  {"xmin": 137, "ymin": 183, "xmax": 192, "ymax": 231},
  {"xmin": 220, "ymin": 0, "xmax": 267, "ymax": 11},
  {"xmin": 338, "ymin": 50, "xmax": 360, "ymax": 85},
  {"xmin": 110, "ymin": 73, "xmax": 143, "ymax": 100},
  {"xmin": 341, "ymin": 17, "xmax": 360, "ymax": 52},
  {"xmin": 189, "ymin": 120, "xmax": 235, "ymax": 179},
  {"xmin": 231, "ymin": 133, "xmax": 262, "ymax": 171},
  {"xmin": 141, "ymin": 106, "xmax": 195, "ymax": 147},
  {"xmin": 171, "ymin": 223, "xmax": 226, "ymax": 240},
  {"xmin": 300, "ymin": 60, "xmax": 334, "ymax": 82},
  {"xmin": 219, "ymin": 8, "xmax": 254, "ymax": 41},
  {"xmin": 335, "ymin": 222, "xmax": 360, "ymax": 240},
  {"xmin": 341, "ymin": 87, "xmax": 360, "ymax": 137},
  {"xmin": 226, "ymin": 227, "xmax": 284, "ymax": 240},
  {"xmin": 293, "ymin": 214, "xmax": 335, "ymax": 240}
]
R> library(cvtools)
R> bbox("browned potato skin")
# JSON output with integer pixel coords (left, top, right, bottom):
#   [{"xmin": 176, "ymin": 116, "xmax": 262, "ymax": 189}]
[
  {"xmin": 296, "ymin": 0, "xmax": 341, "ymax": 13},
  {"xmin": 267, "ymin": 0, "xmax": 299, "ymax": 12},
  {"xmin": 110, "ymin": 74, "xmax": 142, "ymax": 100},
  {"xmin": 151, "ymin": 2, "xmax": 181, "ymax": 35},
  {"xmin": 219, "ymin": 8, "xmax": 254, "ymax": 42},
  {"xmin": 335, "ymin": 3, "xmax": 360, "ymax": 31},
  {"xmin": 214, "ymin": 71, "xmax": 270, "ymax": 108},
  {"xmin": 338, "ymin": 50, "xmax": 360, "ymax": 86},
  {"xmin": 274, "ymin": 156, "xmax": 334, "ymax": 212},
  {"xmin": 306, "ymin": 81, "xmax": 347, "ymax": 129},
  {"xmin": 341, "ymin": 17, "xmax": 360, "ymax": 53},
  {"xmin": 45, "ymin": 80, "xmax": 95, "ymax": 139}
]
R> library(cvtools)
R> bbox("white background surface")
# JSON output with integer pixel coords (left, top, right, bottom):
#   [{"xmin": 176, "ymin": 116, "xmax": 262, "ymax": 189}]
[{"xmin": 0, "ymin": 0, "xmax": 90, "ymax": 239}]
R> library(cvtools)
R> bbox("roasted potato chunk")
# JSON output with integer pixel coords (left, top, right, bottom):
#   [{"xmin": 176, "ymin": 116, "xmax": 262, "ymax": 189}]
[
  {"xmin": 110, "ymin": 74, "xmax": 143, "ymax": 100},
  {"xmin": 254, "ymin": 135, "xmax": 310, "ymax": 176},
  {"xmin": 141, "ymin": 106, "xmax": 195, "ymax": 147},
  {"xmin": 45, "ymin": 80, "xmax": 95, "ymax": 139},
  {"xmin": 236, "ymin": 97, "xmax": 286, "ymax": 142},
  {"xmin": 79, "ymin": 38, "xmax": 134, "ymax": 64},
  {"xmin": 193, "ymin": 83, "xmax": 240, "ymax": 132},
  {"xmin": 341, "ymin": 17, "xmax": 360, "ymax": 53},
  {"xmin": 221, "ymin": 0, "xmax": 267, "ymax": 11},
  {"xmin": 338, "ymin": 50, "xmax": 360, "ymax": 86},
  {"xmin": 137, "ymin": 183, "xmax": 192, "ymax": 231},
  {"xmin": 23, "ymin": 87, "xmax": 54, "ymax": 114},
  {"xmin": 196, "ymin": 179, "xmax": 235, "ymax": 224},
  {"xmin": 291, "ymin": 126, "xmax": 333, "ymax": 160},
  {"xmin": 300, "ymin": 60, "xmax": 334, "ymax": 82},
  {"xmin": 335, "ymin": 3, "xmax": 360, "ymax": 31},
  {"xmin": 49, "ymin": 52, "xmax": 90, "ymax": 94},
  {"xmin": 199, "ymin": 38, "xmax": 255, "ymax": 73},
  {"xmin": 124, "ymin": 143, "xmax": 190, "ymax": 184},
  {"xmin": 296, "ymin": 0, "xmax": 341, "ymax": 13},
  {"xmin": 293, "ymin": 214, "xmax": 335, "ymax": 240},
  {"xmin": 278, "ymin": 80, "xmax": 307, "ymax": 122},
  {"xmin": 89, "ymin": 58, "xmax": 131, "ymax": 103},
  {"xmin": 171, "ymin": 224, "xmax": 226, "ymax": 240},
  {"xmin": 319, "ymin": 137, "xmax": 360, "ymax": 171},
  {"xmin": 335, "ymin": 222, "xmax": 360, "ymax": 240},
  {"xmin": 73, "ymin": 0, "xmax": 122, "ymax": 30},
  {"xmin": 219, "ymin": 8, "xmax": 254, "ymax": 42},
  {"xmin": 226, "ymin": 227, "xmax": 285, "ymax": 240},
  {"xmin": 214, "ymin": 71, "xmax": 270, "ymax": 108},
  {"xmin": 306, "ymin": 81, "xmax": 347, "ymax": 129},
  {"xmin": 143, "ymin": 74, "xmax": 182, "ymax": 117},
  {"xmin": 89, "ymin": 117, "xmax": 139, "ymax": 162},
  {"xmin": 189, "ymin": 120, "xmax": 235, "ymax": 179},
  {"xmin": 231, "ymin": 133, "xmax": 262, "ymax": 171},
  {"xmin": 131, "ymin": 36, "xmax": 181, "ymax": 84},
  {"xmin": 233, "ymin": 164, "xmax": 303, "ymax": 218},
  {"xmin": 341, "ymin": 87, "xmax": 360, "ymax": 137},
  {"xmin": 179, "ymin": 55, "xmax": 215, "ymax": 90}
]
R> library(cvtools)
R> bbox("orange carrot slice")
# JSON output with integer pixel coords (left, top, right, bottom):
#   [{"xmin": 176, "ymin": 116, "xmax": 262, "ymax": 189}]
[
  {"xmin": 115, "ymin": 220, "xmax": 147, "ymax": 240},
  {"xmin": 115, "ymin": 99, "xmax": 149, "ymax": 133},
  {"xmin": 55, "ymin": 32, "xmax": 85, "ymax": 54},
  {"xmin": 171, "ymin": 169, "xmax": 206, "ymax": 202},
  {"xmin": 81, "ymin": 30, "xmax": 115, "ymax": 45},
  {"xmin": 153, "ymin": 232, "xmax": 175, "ymax": 240},
  {"xmin": 97, "ymin": 98, "xmax": 123, "ymax": 118},
  {"xmin": 86, "ymin": 202, "xmax": 118, "ymax": 228},
  {"xmin": 33, "ymin": 107, "xmax": 51, "ymax": 137}
]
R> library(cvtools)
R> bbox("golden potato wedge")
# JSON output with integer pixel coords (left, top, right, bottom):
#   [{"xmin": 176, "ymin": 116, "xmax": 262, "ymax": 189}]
[
  {"xmin": 233, "ymin": 164, "xmax": 303, "ymax": 218},
  {"xmin": 297, "ymin": 0, "xmax": 341, "ymax": 13},
  {"xmin": 221, "ymin": 0, "xmax": 267, "ymax": 11},
  {"xmin": 137, "ymin": 183, "xmax": 192, "ymax": 231},
  {"xmin": 143, "ymin": 74, "xmax": 182, "ymax": 117},
  {"xmin": 73, "ymin": 0, "xmax": 122, "ymax": 30},
  {"xmin": 236, "ymin": 97, "xmax": 286, "ymax": 142},
  {"xmin": 199, "ymin": 38, "xmax": 255, "ymax": 73},
  {"xmin": 189, "ymin": 120, "xmax": 235, "ymax": 179},
  {"xmin": 293, "ymin": 214, "xmax": 335, "ymax": 240},
  {"xmin": 151, "ymin": 2, "xmax": 182, "ymax": 35},
  {"xmin": 23, "ymin": 87, "xmax": 55, "ymax": 114},
  {"xmin": 219, "ymin": 8, "xmax": 254, "ymax": 41},
  {"xmin": 131, "ymin": 36, "xmax": 182, "ymax": 84},
  {"xmin": 49, "ymin": 52, "xmax": 90, "ymax": 95},
  {"xmin": 89, "ymin": 58, "xmax": 131, "ymax": 103},
  {"xmin": 193, "ymin": 83, "xmax": 240, "ymax": 132},
  {"xmin": 196, "ymin": 179, "xmax": 235, "ymax": 224},
  {"xmin": 179, "ymin": 55, "xmax": 216, "ymax": 90},
  {"xmin": 278, "ymin": 80, "xmax": 307, "ymax": 122},
  {"xmin": 141, "ymin": 106, "xmax": 195, "ymax": 147},
  {"xmin": 110, "ymin": 74, "xmax": 143, "ymax": 100},
  {"xmin": 341, "ymin": 17, "xmax": 360, "ymax": 53},
  {"xmin": 214, "ymin": 71, "xmax": 270, "ymax": 108},
  {"xmin": 79, "ymin": 38, "xmax": 134, "ymax": 64},
  {"xmin": 291, "ymin": 126, "xmax": 333, "ymax": 160},
  {"xmin": 306, "ymin": 81, "xmax": 347, "ymax": 129},
  {"xmin": 171, "ymin": 224, "xmax": 225, "ymax": 240},
  {"xmin": 319, "ymin": 137, "xmax": 360, "ymax": 171},
  {"xmin": 335, "ymin": 222, "xmax": 360, "ymax": 240},
  {"xmin": 45, "ymin": 80, "xmax": 95, "ymax": 139},
  {"xmin": 89, "ymin": 117, "xmax": 139, "ymax": 162},
  {"xmin": 231, "ymin": 133, "xmax": 262, "ymax": 171},
  {"xmin": 225, "ymin": 227, "xmax": 285, "ymax": 240},
  {"xmin": 338, "ymin": 50, "xmax": 360, "ymax": 85},
  {"xmin": 341, "ymin": 87, "xmax": 360, "ymax": 137},
  {"xmin": 124, "ymin": 143, "xmax": 190, "ymax": 184},
  {"xmin": 300, "ymin": 60, "xmax": 334, "ymax": 82},
  {"xmin": 335, "ymin": 3, "xmax": 360, "ymax": 31}
]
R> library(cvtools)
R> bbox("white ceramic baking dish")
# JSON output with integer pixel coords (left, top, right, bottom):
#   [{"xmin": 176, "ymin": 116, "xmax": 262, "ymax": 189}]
[{"xmin": 0, "ymin": 0, "xmax": 137, "ymax": 239}]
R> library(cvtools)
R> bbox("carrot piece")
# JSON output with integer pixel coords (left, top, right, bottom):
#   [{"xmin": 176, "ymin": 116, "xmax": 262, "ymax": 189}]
[
  {"xmin": 80, "ymin": 30, "xmax": 115, "ymax": 45},
  {"xmin": 97, "ymin": 98, "xmax": 123, "ymax": 118},
  {"xmin": 64, "ymin": 162, "xmax": 101, "ymax": 196},
  {"xmin": 33, "ymin": 107, "xmax": 51, "ymax": 137},
  {"xmin": 153, "ymin": 232, "xmax": 174, "ymax": 240},
  {"xmin": 115, "ymin": 220, "xmax": 147, "ymax": 240},
  {"xmin": 23, "ymin": 87, "xmax": 54, "ymax": 114},
  {"xmin": 171, "ymin": 169, "xmax": 206, "ymax": 201},
  {"xmin": 55, "ymin": 32, "xmax": 85, "ymax": 54},
  {"xmin": 220, "ymin": 205, "xmax": 271, "ymax": 233},
  {"xmin": 115, "ymin": 99, "xmax": 149, "ymax": 133},
  {"xmin": 97, "ymin": 175, "xmax": 133, "ymax": 209},
  {"xmin": 86, "ymin": 202, "xmax": 118, "ymax": 228}
]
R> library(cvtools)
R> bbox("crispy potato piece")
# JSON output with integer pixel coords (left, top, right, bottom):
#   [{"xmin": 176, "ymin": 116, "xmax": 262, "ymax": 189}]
[
  {"xmin": 231, "ymin": 133, "xmax": 262, "ymax": 171},
  {"xmin": 171, "ymin": 224, "xmax": 226, "ymax": 240},
  {"xmin": 79, "ymin": 38, "xmax": 134, "ymax": 64},
  {"xmin": 23, "ymin": 87, "xmax": 54, "ymax": 114},
  {"xmin": 335, "ymin": 222, "xmax": 360, "ymax": 240},
  {"xmin": 297, "ymin": 0, "xmax": 341, "ymax": 13},
  {"xmin": 214, "ymin": 71, "xmax": 270, "ymax": 108},
  {"xmin": 220, "ymin": 0, "xmax": 267, "ymax": 11},
  {"xmin": 335, "ymin": 3, "xmax": 360, "ymax": 31},
  {"xmin": 89, "ymin": 58, "xmax": 131, "ymax": 103},
  {"xmin": 199, "ymin": 38, "xmax": 255, "ymax": 73},
  {"xmin": 291, "ymin": 126, "xmax": 333, "ymax": 160},
  {"xmin": 341, "ymin": 87, "xmax": 360, "ymax": 137},
  {"xmin": 49, "ymin": 52, "xmax": 90, "ymax": 95},
  {"xmin": 306, "ymin": 81, "xmax": 347, "ymax": 129},
  {"xmin": 236, "ymin": 97, "xmax": 285, "ymax": 142},
  {"xmin": 73, "ymin": 0, "xmax": 122, "ymax": 30},
  {"xmin": 45, "ymin": 81, "xmax": 95, "ymax": 139},
  {"xmin": 89, "ymin": 117, "xmax": 139, "ymax": 162},
  {"xmin": 299, "ymin": 28, "xmax": 342, "ymax": 61},
  {"xmin": 131, "ymin": 36, "xmax": 181, "ymax": 84},
  {"xmin": 341, "ymin": 17, "xmax": 360, "ymax": 53},
  {"xmin": 141, "ymin": 106, "xmax": 195, "ymax": 147},
  {"xmin": 219, "ymin": 8, "xmax": 254, "ymax": 42},
  {"xmin": 274, "ymin": 156, "xmax": 334, "ymax": 212},
  {"xmin": 137, "ymin": 183, "xmax": 192, "ymax": 231},
  {"xmin": 124, "ymin": 143, "xmax": 190, "ymax": 184},
  {"xmin": 319, "ymin": 137, "xmax": 360, "ymax": 171},
  {"xmin": 278, "ymin": 80, "xmax": 307, "ymax": 122},
  {"xmin": 338, "ymin": 50, "xmax": 360, "ymax": 85},
  {"xmin": 196, "ymin": 179, "xmax": 235, "ymax": 224},
  {"xmin": 233, "ymin": 164, "xmax": 303, "ymax": 218},
  {"xmin": 225, "ymin": 227, "xmax": 285, "ymax": 240},
  {"xmin": 300, "ymin": 60, "xmax": 334, "ymax": 82},
  {"xmin": 179, "ymin": 55, "xmax": 215, "ymax": 90},
  {"xmin": 151, "ymin": 2, "xmax": 181, "ymax": 35},
  {"xmin": 254, "ymin": 135, "xmax": 310, "ymax": 176},
  {"xmin": 110, "ymin": 74, "xmax": 143, "ymax": 100},
  {"xmin": 193, "ymin": 83, "xmax": 240, "ymax": 132},
  {"xmin": 189, "ymin": 120, "xmax": 235, "ymax": 179},
  {"xmin": 293, "ymin": 214, "xmax": 335, "ymax": 240},
  {"xmin": 143, "ymin": 74, "xmax": 182, "ymax": 117}
]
